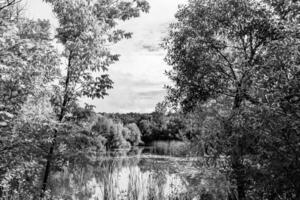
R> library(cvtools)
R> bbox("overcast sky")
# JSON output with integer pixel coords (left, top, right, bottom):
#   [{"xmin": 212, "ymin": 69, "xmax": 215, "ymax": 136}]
[{"xmin": 25, "ymin": 0, "xmax": 186, "ymax": 113}]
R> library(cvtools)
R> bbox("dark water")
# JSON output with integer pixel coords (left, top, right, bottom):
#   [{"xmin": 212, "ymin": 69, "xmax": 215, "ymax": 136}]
[{"xmin": 50, "ymin": 141, "xmax": 229, "ymax": 200}]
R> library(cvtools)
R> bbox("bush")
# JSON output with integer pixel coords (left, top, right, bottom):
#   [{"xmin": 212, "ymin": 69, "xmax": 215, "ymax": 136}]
[
  {"xmin": 126, "ymin": 123, "xmax": 143, "ymax": 146},
  {"xmin": 91, "ymin": 115, "xmax": 140, "ymax": 149}
]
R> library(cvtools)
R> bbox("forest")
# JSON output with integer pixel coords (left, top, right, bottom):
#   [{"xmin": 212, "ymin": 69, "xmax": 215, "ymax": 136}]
[{"xmin": 0, "ymin": 0, "xmax": 299, "ymax": 200}]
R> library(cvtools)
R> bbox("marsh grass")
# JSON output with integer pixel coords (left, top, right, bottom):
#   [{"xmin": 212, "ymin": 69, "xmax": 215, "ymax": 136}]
[
  {"xmin": 145, "ymin": 141, "xmax": 190, "ymax": 157},
  {"xmin": 48, "ymin": 144, "xmax": 230, "ymax": 200},
  {"xmin": 50, "ymin": 155, "xmax": 197, "ymax": 200}
]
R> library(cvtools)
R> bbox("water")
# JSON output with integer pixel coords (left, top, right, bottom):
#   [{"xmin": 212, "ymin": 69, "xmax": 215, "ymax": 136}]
[{"xmin": 50, "ymin": 141, "xmax": 229, "ymax": 200}]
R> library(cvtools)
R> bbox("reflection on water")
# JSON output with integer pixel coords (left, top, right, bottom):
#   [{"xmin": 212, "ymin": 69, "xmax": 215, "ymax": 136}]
[{"xmin": 50, "ymin": 141, "xmax": 230, "ymax": 200}]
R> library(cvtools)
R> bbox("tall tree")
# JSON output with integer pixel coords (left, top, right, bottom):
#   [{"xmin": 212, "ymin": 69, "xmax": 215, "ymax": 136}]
[
  {"xmin": 0, "ymin": 3, "xmax": 61, "ymax": 197},
  {"xmin": 163, "ymin": 0, "xmax": 299, "ymax": 199},
  {"xmin": 0, "ymin": 4, "xmax": 60, "ymax": 156},
  {"xmin": 40, "ymin": 0, "xmax": 149, "ymax": 193}
]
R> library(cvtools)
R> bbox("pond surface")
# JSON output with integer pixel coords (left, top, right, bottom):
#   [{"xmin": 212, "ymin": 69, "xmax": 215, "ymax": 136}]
[{"xmin": 50, "ymin": 141, "xmax": 229, "ymax": 200}]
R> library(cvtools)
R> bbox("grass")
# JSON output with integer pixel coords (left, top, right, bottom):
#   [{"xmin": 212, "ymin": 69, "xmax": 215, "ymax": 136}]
[
  {"xmin": 49, "ymin": 154, "xmax": 198, "ymax": 200},
  {"xmin": 145, "ymin": 141, "xmax": 190, "ymax": 157}
]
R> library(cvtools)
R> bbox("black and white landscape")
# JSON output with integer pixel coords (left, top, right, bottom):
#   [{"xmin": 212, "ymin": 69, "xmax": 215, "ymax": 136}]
[{"xmin": 0, "ymin": 0, "xmax": 299, "ymax": 199}]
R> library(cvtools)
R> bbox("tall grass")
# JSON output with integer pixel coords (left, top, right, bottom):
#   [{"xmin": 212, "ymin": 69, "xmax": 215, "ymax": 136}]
[
  {"xmin": 48, "ymin": 144, "xmax": 230, "ymax": 200},
  {"xmin": 145, "ymin": 141, "xmax": 190, "ymax": 157},
  {"xmin": 50, "ymin": 157, "xmax": 196, "ymax": 200}
]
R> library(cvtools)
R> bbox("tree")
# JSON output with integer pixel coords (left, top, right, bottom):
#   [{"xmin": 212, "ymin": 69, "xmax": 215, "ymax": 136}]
[
  {"xmin": 126, "ymin": 123, "xmax": 142, "ymax": 146},
  {"xmin": 0, "ymin": 18, "xmax": 60, "ymax": 113},
  {"xmin": 152, "ymin": 102, "xmax": 168, "ymax": 131},
  {"xmin": 164, "ymin": 113, "xmax": 186, "ymax": 140},
  {"xmin": 138, "ymin": 119, "xmax": 153, "ymax": 142},
  {"xmin": 110, "ymin": 123, "xmax": 131, "ymax": 149},
  {"xmin": 0, "ymin": 78, "xmax": 58, "ymax": 198},
  {"xmin": 91, "ymin": 115, "xmax": 131, "ymax": 149},
  {"xmin": 91, "ymin": 115, "xmax": 113, "ymax": 148},
  {"xmin": 163, "ymin": 0, "xmax": 300, "ymax": 199},
  {"xmin": 0, "ymin": 4, "xmax": 60, "ymax": 197},
  {"xmin": 40, "ymin": 0, "xmax": 149, "ymax": 194}
]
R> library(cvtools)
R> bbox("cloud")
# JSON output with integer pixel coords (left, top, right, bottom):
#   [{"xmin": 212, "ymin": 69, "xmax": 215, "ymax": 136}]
[
  {"xmin": 137, "ymin": 90, "xmax": 166, "ymax": 100},
  {"xmin": 86, "ymin": 0, "xmax": 188, "ymax": 113},
  {"xmin": 109, "ymin": 71, "xmax": 167, "ymax": 89},
  {"xmin": 141, "ymin": 44, "xmax": 161, "ymax": 52},
  {"xmin": 85, "ymin": 72, "xmax": 168, "ymax": 113},
  {"xmin": 26, "ymin": 0, "xmax": 187, "ymax": 113}
]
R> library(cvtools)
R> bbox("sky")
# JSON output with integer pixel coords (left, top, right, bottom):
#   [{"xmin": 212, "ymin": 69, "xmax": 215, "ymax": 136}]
[{"xmin": 25, "ymin": 0, "xmax": 187, "ymax": 113}]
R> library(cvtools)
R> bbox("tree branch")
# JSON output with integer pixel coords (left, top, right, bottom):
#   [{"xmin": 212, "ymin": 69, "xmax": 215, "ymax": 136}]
[
  {"xmin": 244, "ymin": 93, "xmax": 261, "ymax": 105},
  {"xmin": 211, "ymin": 45, "xmax": 237, "ymax": 80},
  {"xmin": 0, "ymin": 0, "xmax": 21, "ymax": 11}
]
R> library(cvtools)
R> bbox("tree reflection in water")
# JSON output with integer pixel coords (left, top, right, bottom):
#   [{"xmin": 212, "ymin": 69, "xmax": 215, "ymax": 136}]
[{"xmin": 50, "ymin": 145, "xmax": 230, "ymax": 200}]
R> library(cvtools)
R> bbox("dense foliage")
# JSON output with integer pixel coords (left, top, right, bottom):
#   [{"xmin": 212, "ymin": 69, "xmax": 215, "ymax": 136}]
[
  {"xmin": 103, "ymin": 108, "xmax": 187, "ymax": 143},
  {"xmin": 163, "ymin": 0, "xmax": 300, "ymax": 199},
  {"xmin": 0, "ymin": 0, "xmax": 149, "ymax": 198},
  {"xmin": 1, "ymin": 0, "xmax": 299, "ymax": 199},
  {"xmin": 91, "ymin": 115, "xmax": 143, "ymax": 149}
]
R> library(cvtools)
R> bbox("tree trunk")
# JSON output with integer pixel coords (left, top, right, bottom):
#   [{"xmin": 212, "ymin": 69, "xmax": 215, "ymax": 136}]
[
  {"xmin": 40, "ymin": 101, "xmax": 68, "ymax": 197},
  {"xmin": 40, "ymin": 141, "xmax": 55, "ymax": 196},
  {"xmin": 40, "ymin": 52, "xmax": 72, "ymax": 197},
  {"xmin": 231, "ymin": 90, "xmax": 246, "ymax": 200},
  {"xmin": 232, "ymin": 157, "xmax": 246, "ymax": 200}
]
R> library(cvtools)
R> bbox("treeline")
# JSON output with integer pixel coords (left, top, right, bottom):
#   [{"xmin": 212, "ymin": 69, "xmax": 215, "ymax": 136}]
[{"xmin": 101, "ymin": 108, "xmax": 187, "ymax": 144}]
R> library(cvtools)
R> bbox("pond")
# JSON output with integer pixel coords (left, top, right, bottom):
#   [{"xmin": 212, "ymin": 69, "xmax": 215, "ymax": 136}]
[{"xmin": 50, "ymin": 141, "xmax": 230, "ymax": 200}]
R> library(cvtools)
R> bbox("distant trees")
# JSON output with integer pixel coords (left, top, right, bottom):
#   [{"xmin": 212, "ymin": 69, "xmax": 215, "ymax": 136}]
[
  {"xmin": 104, "ymin": 108, "xmax": 188, "ymax": 143},
  {"xmin": 91, "ymin": 115, "xmax": 142, "ymax": 149},
  {"xmin": 163, "ymin": 0, "xmax": 300, "ymax": 199},
  {"xmin": 138, "ymin": 119, "xmax": 153, "ymax": 141},
  {"xmin": 104, "ymin": 112, "xmax": 152, "ymax": 124}
]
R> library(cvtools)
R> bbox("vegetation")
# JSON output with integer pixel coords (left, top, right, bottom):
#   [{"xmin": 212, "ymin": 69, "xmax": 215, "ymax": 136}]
[
  {"xmin": 49, "ymin": 147, "xmax": 227, "ymax": 200},
  {"xmin": 102, "ymin": 103, "xmax": 187, "ymax": 144},
  {"xmin": 144, "ymin": 141, "xmax": 189, "ymax": 156},
  {"xmin": 91, "ymin": 115, "xmax": 143, "ymax": 149},
  {"xmin": 163, "ymin": 0, "xmax": 300, "ymax": 199},
  {"xmin": 0, "ymin": 0, "xmax": 299, "ymax": 199},
  {"xmin": 0, "ymin": 0, "xmax": 149, "ymax": 198}
]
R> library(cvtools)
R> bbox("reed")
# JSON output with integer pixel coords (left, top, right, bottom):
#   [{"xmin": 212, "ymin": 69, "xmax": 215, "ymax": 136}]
[{"xmin": 147, "ymin": 141, "xmax": 190, "ymax": 157}]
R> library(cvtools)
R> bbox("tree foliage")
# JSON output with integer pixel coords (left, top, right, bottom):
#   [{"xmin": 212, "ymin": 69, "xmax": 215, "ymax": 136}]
[
  {"xmin": 0, "ymin": 0, "xmax": 150, "ymax": 197},
  {"xmin": 91, "ymin": 115, "xmax": 144, "ymax": 149},
  {"xmin": 0, "ymin": 3, "xmax": 61, "ymax": 197},
  {"xmin": 163, "ymin": 0, "xmax": 300, "ymax": 199},
  {"xmin": 38, "ymin": 0, "xmax": 149, "ymax": 194},
  {"xmin": 0, "ymin": 17, "xmax": 60, "ymax": 112}
]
